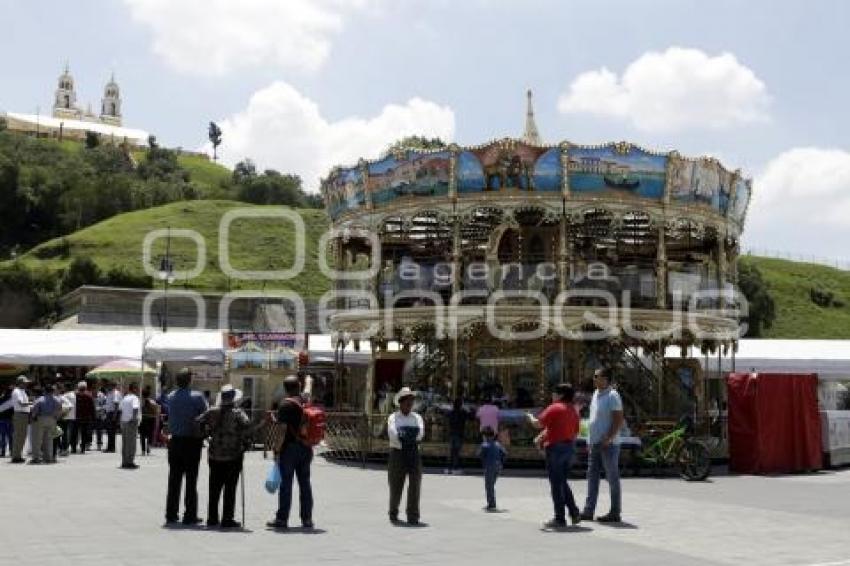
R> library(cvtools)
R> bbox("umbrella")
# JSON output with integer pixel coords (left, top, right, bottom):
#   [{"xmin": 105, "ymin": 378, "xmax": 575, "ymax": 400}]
[{"xmin": 86, "ymin": 358, "xmax": 157, "ymax": 385}]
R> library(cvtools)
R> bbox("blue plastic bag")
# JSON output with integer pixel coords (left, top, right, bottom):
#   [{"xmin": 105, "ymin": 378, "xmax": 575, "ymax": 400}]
[{"xmin": 265, "ymin": 462, "xmax": 281, "ymax": 494}]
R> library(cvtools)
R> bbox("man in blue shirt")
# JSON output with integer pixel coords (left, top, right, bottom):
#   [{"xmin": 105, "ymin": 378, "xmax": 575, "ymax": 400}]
[
  {"xmin": 165, "ymin": 368, "xmax": 208, "ymax": 525},
  {"xmin": 581, "ymin": 367, "xmax": 624, "ymax": 523}
]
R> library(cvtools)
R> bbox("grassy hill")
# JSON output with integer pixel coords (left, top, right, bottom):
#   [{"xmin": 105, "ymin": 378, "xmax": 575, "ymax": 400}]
[
  {"xmin": 739, "ymin": 255, "xmax": 850, "ymax": 339},
  {"xmin": 7, "ymin": 200, "xmax": 331, "ymax": 299},
  {"xmin": 5, "ymin": 197, "xmax": 850, "ymax": 336}
]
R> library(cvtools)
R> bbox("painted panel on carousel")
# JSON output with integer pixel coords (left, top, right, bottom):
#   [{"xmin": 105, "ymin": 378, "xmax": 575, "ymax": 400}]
[
  {"xmin": 670, "ymin": 158, "xmax": 731, "ymax": 213},
  {"xmin": 458, "ymin": 142, "xmax": 550, "ymax": 193},
  {"xmin": 368, "ymin": 150, "xmax": 451, "ymax": 207},
  {"xmin": 568, "ymin": 146, "xmax": 666, "ymax": 200},
  {"xmin": 731, "ymin": 177, "xmax": 751, "ymax": 223},
  {"xmin": 457, "ymin": 151, "xmax": 484, "ymax": 193},
  {"xmin": 325, "ymin": 167, "xmax": 365, "ymax": 220},
  {"xmin": 532, "ymin": 147, "xmax": 562, "ymax": 192}
]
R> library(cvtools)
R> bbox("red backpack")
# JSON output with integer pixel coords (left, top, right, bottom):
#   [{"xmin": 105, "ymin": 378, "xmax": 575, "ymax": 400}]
[
  {"xmin": 284, "ymin": 398, "xmax": 326, "ymax": 447},
  {"xmin": 301, "ymin": 403, "xmax": 326, "ymax": 447}
]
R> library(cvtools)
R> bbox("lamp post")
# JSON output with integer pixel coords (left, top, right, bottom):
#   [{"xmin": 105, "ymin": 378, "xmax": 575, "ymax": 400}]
[{"xmin": 157, "ymin": 227, "xmax": 175, "ymax": 332}]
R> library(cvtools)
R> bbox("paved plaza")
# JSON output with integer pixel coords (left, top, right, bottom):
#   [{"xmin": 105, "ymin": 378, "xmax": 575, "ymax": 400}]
[{"xmin": 2, "ymin": 447, "xmax": 849, "ymax": 566}]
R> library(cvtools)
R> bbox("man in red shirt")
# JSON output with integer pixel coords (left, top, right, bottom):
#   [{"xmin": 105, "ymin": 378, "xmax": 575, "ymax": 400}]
[{"xmin": 527, "ymin": 383, "xmax": 581, "ymax": 528}]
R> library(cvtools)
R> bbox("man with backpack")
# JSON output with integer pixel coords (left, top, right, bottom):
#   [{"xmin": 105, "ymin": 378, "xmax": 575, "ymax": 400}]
[{"xmin": 267, "ymin": 374, "xmax": 318, "ymax": 531}]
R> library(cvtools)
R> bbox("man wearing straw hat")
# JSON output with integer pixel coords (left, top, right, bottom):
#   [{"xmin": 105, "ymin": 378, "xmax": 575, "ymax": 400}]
[{"xmin": 387, "ymin": 387, "xmax": 424, "ymax": 526}]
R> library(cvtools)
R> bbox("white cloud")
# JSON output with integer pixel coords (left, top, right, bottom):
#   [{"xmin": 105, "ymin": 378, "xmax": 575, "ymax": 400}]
[
  {"xmin": 207, "ymin": 81, "xmax": 455, "ymax": 190},
  {"xmin": 746, "ymin": 148, "xmax": 850, "ymax": 258},
  {"xmin": 557, "ymin": 47, "xmax": 770, "ymax": 133},
  {"xmin": 124, "ymin": 0, "xmax": 376, "ymax": 76}
]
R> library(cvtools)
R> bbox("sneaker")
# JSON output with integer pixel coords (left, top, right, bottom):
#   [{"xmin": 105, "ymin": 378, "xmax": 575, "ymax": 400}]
[
  {"xmin": 220, "ymin": 520, "xmax": 241, "ymax": 529},
  {"xmin": 266, "ymin": 519, "xmax": 288, "ymax": 530},
  {"xmin": 389, "ymin": 513, "xmax": 401, "ymax": 525},
  {"xmin": 542, "ymin": 518, "xmax": 567, "ymax": 529},
  {"xmin": 597, "ymin": 513, "xmax": 621, "ymax": 523},
  {"xmin": 579, "ymin": 511, "xmax": 594, "ymax": 521}
]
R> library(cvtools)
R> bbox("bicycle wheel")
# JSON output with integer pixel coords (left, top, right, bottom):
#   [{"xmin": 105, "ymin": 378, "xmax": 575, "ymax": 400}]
[{"xmin": 676, "ymin": 440, "xmax": 711, "ymax": 481}]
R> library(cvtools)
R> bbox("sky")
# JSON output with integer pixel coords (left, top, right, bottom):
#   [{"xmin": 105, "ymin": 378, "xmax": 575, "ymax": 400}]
[{"xmin": 1, "ymin": 0, "xmax": 849, "ymax": 260}]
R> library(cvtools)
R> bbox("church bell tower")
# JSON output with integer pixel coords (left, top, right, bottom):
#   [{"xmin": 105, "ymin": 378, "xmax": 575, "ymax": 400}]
[
  {"xmin": 53, "ymin": 62, "xmax": 80, "ymax": 120},
  {"xmin": 100, "ymin": 73, "xmax": 122, "ymax": 126}
]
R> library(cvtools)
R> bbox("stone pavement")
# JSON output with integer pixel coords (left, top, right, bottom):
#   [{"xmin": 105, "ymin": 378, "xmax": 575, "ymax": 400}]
[{"xmin": 2, "ymin": 446, "xmax": 849, "ymax": 566}]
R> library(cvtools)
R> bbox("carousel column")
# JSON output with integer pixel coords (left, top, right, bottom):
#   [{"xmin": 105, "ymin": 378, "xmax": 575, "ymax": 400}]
[
  {"xmin": 717, "ymin": 232, "xmax": 728, "ymax": 311},
  {"xmin": 558, "ymin": 213, "xmax": 570, "ymax": 386},
  {"xmin": 451, "ymin": 214, "xmax": 461, "ymax": 400},
  {"xmin": 656, "ymin": 223, "xmax": 668, "ymax": 309}
]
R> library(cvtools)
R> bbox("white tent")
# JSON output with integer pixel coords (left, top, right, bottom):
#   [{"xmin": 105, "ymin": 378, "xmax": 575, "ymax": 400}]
[
  {"xmin": 144, "ymin": 331, "xmax": 224, "ymax": 363},
  {"xmin": 672, "ymin": 339, "xmax": 850, "ymax": 380},
  {"xmin": 0, "ymin": 330, "xmax": 142, "ymax": 366},
  {"xmin": 0, "ymin": 329, "xmax": 224, "ymax": 366}
]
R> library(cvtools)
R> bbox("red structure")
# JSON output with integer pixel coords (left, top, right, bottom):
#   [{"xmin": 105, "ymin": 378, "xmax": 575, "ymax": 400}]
[{"xmin": 726, "ymin": 372, "xmax": 822, "ymax": 474}]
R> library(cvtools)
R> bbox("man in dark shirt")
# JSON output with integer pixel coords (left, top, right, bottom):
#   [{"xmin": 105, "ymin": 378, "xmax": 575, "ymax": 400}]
[
  {"xmin": 164, "ymin": 368, "xmax": 208, "ymax": 525},
  {"xmin": 75, "ymin": 382, "xmax": 96, "ymax": 454},
  {"xmin": 267, "ymin": 375, "xmax": 314, "ymax": 530},
  {"xmin": 445, "ymin": 397, "xmax": 469, "ymax": 474}
]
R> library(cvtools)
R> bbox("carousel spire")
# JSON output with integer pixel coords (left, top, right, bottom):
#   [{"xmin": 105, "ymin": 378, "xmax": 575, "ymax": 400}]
[{"xmin": 523, "ymin": 89, "xmax": 542, "ymax": 145}]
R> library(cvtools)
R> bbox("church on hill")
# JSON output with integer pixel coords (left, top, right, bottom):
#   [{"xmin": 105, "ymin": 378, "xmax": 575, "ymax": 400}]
[{"xmin": 1, "ymin": 63, "xmax": 149, "ymax": 146}]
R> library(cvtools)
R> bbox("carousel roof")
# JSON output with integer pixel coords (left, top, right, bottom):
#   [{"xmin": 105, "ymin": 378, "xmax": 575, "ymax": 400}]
[{"xmin": 321, "ymin": 137, "xmax": 751, "ymax": 235}]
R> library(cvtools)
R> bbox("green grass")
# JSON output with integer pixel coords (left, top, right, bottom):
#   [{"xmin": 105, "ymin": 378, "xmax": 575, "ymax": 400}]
[
  {"xmin": 740, "ymin": 255, "xmax": 850, "ymax": 339},
  {"xmin": 6, "ymin": 200, "xmax": 332, "ymax": 298}
]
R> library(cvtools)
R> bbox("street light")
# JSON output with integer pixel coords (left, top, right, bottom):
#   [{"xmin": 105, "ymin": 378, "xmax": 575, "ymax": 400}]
[{"xmin": 157, "ymin": 227, "xmax": 175, "ymax": 332}]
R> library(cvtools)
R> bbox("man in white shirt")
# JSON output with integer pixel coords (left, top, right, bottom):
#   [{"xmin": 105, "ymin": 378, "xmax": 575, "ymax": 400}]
[
  {"xmin": 61, "ymin": 378, "xmax": 79, "ymax": 453},
  {"xmin": 10, "ymin": 375, "xmax": 32, "ymax": 463},
  {"xmin": 119, "ymin": 382, "xmax": 140, "ymax": 469},
  {"xmin": 387, "ymin": 387, "xmax": 424, "ymax": 525}
]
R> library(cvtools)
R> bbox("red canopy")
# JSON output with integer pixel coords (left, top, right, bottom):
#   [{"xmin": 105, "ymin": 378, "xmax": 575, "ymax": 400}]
[{"xmin": 726, "ymin": 372, "xmax": 822, "ymax": 474}]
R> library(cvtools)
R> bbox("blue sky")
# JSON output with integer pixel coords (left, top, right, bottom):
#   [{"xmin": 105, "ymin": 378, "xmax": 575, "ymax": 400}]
[{"xmin": 1, "ymin": 0, "xmax": 849, "ymax": 258}]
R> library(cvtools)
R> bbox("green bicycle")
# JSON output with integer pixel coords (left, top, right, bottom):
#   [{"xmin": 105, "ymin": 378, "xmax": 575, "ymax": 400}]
[{"xmin": 634, "ymin": 419, "xmax": 711, "ymax": 481}]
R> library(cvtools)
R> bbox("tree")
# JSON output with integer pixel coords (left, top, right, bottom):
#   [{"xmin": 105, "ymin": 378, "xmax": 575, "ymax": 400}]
[
  {"xmin": 737, "ymin": 261, "xmax": 776, "ymax": 337},
  {"xmin": 383, "ymin": 135, "xmax": 447, "ymax": 156},
  {"xmin": 147, "ymin": 134, "xmax": 159, "ymax": 149},
  {"xmin": 60, "ymin": 256, "xmax": 102, "ymax": 295},
  {"xmin": 208, "ymin": 122, "xmax": 223, "ymax": 161},
  {"xmin": 0, "ymin": 116, "xmax": 7, "ymax": 132},
  {"xmin": 85, "ymin": 131, "xmax": 100, "ymax": 149},
  {"xmin": 232, "ymin": 159, "xmax": 257, "ymax": 185}
]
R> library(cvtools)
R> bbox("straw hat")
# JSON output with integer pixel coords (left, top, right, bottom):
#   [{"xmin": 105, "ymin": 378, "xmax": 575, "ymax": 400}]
[{"xmin": 393, "ymin": 387, "xmax": 416, "ymax": 407}]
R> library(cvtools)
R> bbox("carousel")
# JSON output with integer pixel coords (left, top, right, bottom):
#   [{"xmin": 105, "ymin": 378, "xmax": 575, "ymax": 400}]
[{"xmin": 320, "ymin": 93, "xmax": 751, "ymax": 463}]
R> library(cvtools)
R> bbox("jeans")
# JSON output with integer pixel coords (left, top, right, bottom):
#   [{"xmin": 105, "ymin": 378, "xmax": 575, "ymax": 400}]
[
  {"xmin": 447, "ymin": 434, "xmax": 463, "ymax": 470},
  {"xmin": 276, "ymin": 442, "xmax": 314, "ymax": 525},
  {"xmin": 34, "ymin": 417, "xmax": 57, "ymax": 463},
  {"xmin": 11, "ymin": 412, "xmax": 29, "ymax": 461},
  {"xmin": 484, "ymin": 463, "xmax": 500, "ymax": 508},
  {"xmin": 95, "ymin": 417, "xmax": 106, "ymax": 448},
  {"xmin": 140, "ymin": 417, "xmax": 155, "ymax": 453},
  {"xmin": 208, "ymin": 456, "xmax": 243, "ymax": 523},
  {"xmin": 76, "ymin": 421, "xmax": 92, "ymax": 453},
  {"xmin": 545, "ymin": 441, "xmax": 580, "ymax": 522},
  {"xmin": 583, "ymin": 443, "xmax": 621, "ymax": 516},
  {"xmin": 166, "ymin": 437, "xmax": 204, "ymax": 521},
  {"xmin": 105, "ymin": 414, "xmax": 117, "ymax": 452},
  {"xmin": 0, "ymin": 420, "xmax": 11, "ymax": 456},
  {"xmin": 120, "ymin": 421, "xmax": 138, "ymax": 466},
  {"xmin": 388, "ymin": 448, "xmax": 422, "ymax": 521}
]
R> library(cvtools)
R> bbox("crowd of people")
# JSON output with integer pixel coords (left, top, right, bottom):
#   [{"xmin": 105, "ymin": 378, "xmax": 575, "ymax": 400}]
[
  {"xmin": 2, "ymin": 365, "xmax": 626, "ymax": 532},
  {"xmin": 0, "ymin": 375, "xmax": 163, "ymax": 466}
]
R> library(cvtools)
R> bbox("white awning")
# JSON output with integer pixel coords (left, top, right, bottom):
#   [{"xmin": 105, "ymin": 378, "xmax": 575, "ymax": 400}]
[
  {"xmin": 307, "ymin": 334, "xmax": 371, "ymax": 365},
  {"xmin": 0, "ymin": 330, "xmax": 225, "ymax": 366},
  {"xmin": 4, "ymin": 112, "xmax": 149, "ymax": 143}
]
